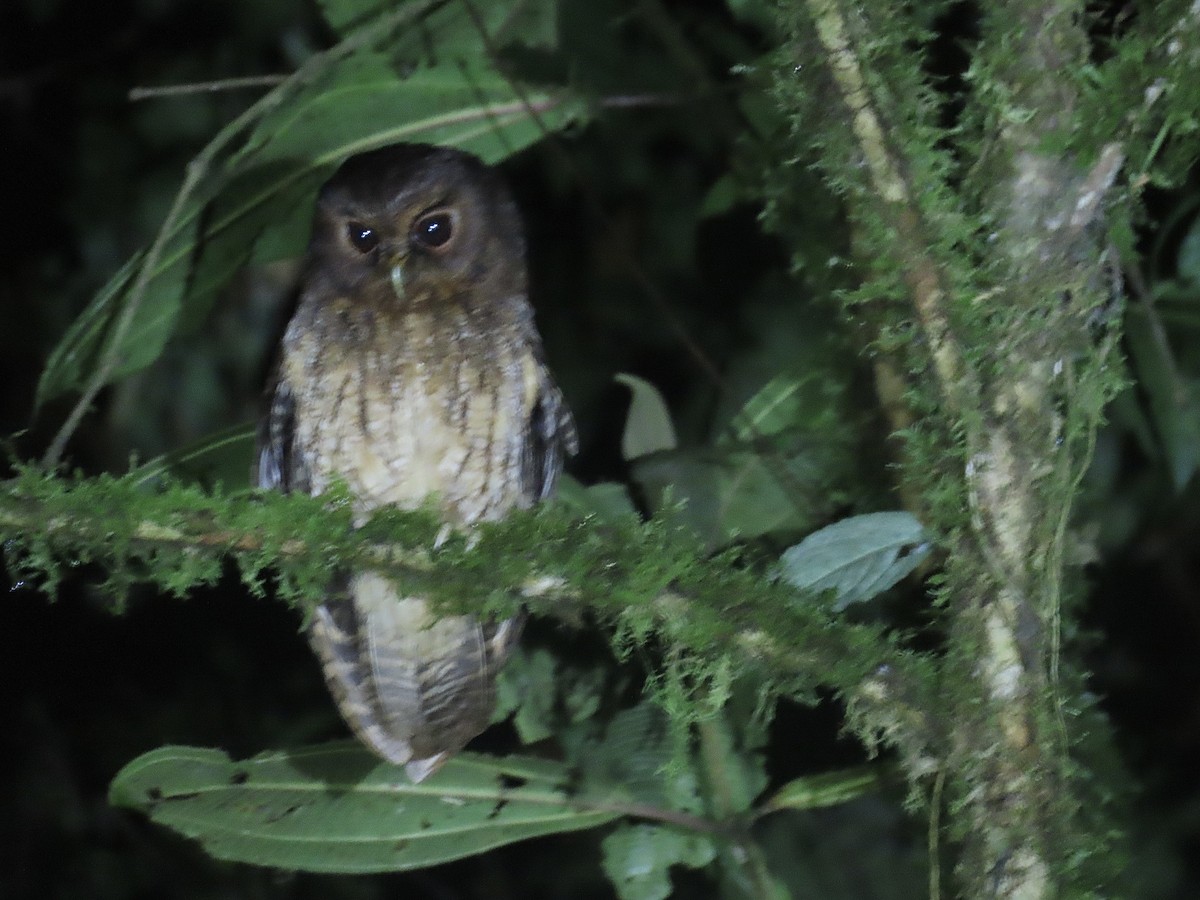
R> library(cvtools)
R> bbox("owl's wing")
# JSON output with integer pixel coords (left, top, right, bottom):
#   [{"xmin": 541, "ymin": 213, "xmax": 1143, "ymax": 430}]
[
  {"xmin": 254, "ymin": 372, "xmax": 311, "ymax": 493},
  {"xmin": 521, "ymin": 328, "xmax": 579, "ymax": 502}
]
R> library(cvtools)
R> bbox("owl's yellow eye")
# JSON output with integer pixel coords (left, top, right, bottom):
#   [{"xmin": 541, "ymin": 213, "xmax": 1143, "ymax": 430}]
[
  {"xmin": 412, "ymin": 210, "xmax": 455, "ymax": 250},
  {"xmin": 347, "ymin": 222, "xmax": 378, "ymax": 254}
]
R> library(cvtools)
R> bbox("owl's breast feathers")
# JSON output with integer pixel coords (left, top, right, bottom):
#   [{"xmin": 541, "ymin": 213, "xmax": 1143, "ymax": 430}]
[{"xmin": 258, "ymin": 292, "xmax": 575, "ymax": 782}]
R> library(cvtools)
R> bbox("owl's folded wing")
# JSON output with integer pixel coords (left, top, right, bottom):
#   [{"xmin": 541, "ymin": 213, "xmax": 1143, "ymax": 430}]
[
  {"xmin": 255, "ymin": 373, "xmax": 311, "ymax": 494},
  {"xmin": 522, "ymin": 364, "xmax": 579, "ymax": 502}
]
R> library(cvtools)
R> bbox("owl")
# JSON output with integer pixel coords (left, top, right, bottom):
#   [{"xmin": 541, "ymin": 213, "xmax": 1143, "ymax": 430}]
[{"xmin": 256, "ymin": 143, "xmax": 576, "ymax": 782}]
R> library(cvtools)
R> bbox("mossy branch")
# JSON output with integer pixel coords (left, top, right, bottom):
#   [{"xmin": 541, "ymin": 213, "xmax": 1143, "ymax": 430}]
[{"xmin": 0, "ymin": 466, "xmax": 937, "ymax": 758}]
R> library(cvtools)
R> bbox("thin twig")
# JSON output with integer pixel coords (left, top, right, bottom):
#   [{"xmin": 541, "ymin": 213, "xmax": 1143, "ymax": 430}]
[
  {"xmin": 40, "ymin": 159, "xmax": 204, "ymax": 469},
  {"xmin": 129, "ymin": 75, "xmax": 288, "ymax": 101}
]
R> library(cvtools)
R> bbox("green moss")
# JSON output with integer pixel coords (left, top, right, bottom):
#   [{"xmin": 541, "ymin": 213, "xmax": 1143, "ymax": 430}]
[{"xmin": 0, "ymin": 465, "xmax": 903, "ymax": 714}]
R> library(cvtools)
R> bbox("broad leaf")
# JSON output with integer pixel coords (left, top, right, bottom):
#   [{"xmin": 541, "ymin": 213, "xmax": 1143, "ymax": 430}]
[
  {"xmin": 779, "ymin": 512, "xmax": 929, "ymax": 609},
  {"xmin": 602, "ymin": 823, "xmax": 716, "ymax": 900},
  {"xmin": 37, "ymin": 252, "xmax": 148, "ymax": 408},
  {"xmin": 1177, "ymin": 209, "xmax": 1200, "ymax": 288},
  {"xmin": 617, "ymin": 374, "xmax": 678, "ymax": 460},
  {"xmin": 566, "ymin": 701, "xmax": 704, "ymax": 815},
  {"xmin": 127, "ymin": 424, "xmax": 257, "ymax": 488},
  {"xmin": 632, "ymin": 447, "xmax": 828, "ymax": 549},
  {"xmin": 110, "ymin": 742, "xmax": 618, "ymax": 874}
]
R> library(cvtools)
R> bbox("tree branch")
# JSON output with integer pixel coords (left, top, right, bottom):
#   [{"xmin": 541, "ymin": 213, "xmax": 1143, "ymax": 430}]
[{"xmin": 0, "ymin": 467, "xmax": 935, "ymax": 747}]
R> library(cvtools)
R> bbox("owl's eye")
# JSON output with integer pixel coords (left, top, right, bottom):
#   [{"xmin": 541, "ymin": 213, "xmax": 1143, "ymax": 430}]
[
  {"xmin": 347, "ymin": 221, "xmax": 378, "ymax": 254},
  {"xmin": 411, "ymin": 209, "xmax": 455, "ymax": 250}
]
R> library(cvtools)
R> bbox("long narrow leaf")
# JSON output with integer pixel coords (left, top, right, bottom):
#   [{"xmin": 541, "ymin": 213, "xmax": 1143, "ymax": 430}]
[{"xmin": 110, "ymin": 742, "xmax": 618, "ymax": 874}]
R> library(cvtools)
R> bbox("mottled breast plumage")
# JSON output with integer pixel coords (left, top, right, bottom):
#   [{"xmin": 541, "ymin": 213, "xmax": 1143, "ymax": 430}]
[{"xmin": 255, "ymin": 142, "xmax": 575, "ymax": 782}]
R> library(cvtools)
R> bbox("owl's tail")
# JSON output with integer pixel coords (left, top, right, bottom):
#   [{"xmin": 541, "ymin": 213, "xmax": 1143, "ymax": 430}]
[{"xmin": 308, "ymin": 571, "xmax": 523, "ymax": 782}]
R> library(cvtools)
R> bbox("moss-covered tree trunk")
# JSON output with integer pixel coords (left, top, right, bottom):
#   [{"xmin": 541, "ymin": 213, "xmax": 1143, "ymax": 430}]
[{"xmin": 779, "ymin": 1, "xmax": 1168, "ymax": 895}]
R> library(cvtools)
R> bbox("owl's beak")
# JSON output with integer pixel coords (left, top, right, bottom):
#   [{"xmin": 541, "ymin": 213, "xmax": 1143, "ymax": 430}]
[{"xmin": 389, "ymin": 260, "xmax": 406, "ymax": 300}]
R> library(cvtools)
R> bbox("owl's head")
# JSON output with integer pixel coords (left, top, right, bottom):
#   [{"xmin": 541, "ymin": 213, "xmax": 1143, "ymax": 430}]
[{"xmin": 307, "ymin": 143, "xmax": 527, "ymax": 312}]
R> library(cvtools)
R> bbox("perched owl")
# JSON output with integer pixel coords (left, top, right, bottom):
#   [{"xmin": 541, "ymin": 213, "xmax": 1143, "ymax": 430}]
[{"xmin": 256, "ymin": 143, "xmax": 576, "ymax": 782}]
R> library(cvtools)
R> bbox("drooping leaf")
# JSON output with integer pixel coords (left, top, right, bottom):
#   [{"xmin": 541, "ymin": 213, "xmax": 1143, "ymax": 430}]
[
  {"xmin": 602, "ymin": 823, "xmax": 717, "ymax": 900},
  {"xmin": 126, "ymin": 423, "xmax": 257, "ymax": 488},
  {"xmin": 698, "ymin": 712, "xmax": 768, "ymax": 816},
  {"xmin": 109, "ymin": 742, "xmax": 618, "ymax": 874},
  {"xmin": 617, "ymin": 373, "xmax": 678, "ymax": 460},
  {"xmin": 36, "ymin": 252, "xmax": 147, "ymax": 407},
  {"xmin": 493, "ymin": 646, "xmax": 606, "ymax": 745},
  {"xmin": 495, "ymin": 647, "xmax": 560, "ymax": 743},
  {"xmin": 316, "ymin": 0, "xmax": 383, "ymax": 34},
  {"xmin": 1176, "ymin": 209, "xmax": 1200, "ymax": 288},
  {"xmin": 778, "ymin": 512, "xmax": 929, "ymax": 610}
]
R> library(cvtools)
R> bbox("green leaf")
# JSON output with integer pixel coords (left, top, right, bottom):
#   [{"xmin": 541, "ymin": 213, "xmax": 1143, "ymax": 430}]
[
  {"xmin": 36, "ymin": 166, "xmax": 322, "ymax": 409},
  {"xmin": 570, "ymin": 701, "xmax": 705, "ymax": 815},
  {"xmin": 554, "ymin": 475, "xmax": 640, "ymax": 522},
  {"xmin": 617, "ymin": 374, "xmax": 678, "ymax": 460},
  {"xmin": 36, "ymin": 252, "xmax": 147, "ymax": 407},
  {"xmin": 778, "ymin": 512, "xmax": 929, "ymax": 610},
  {"xmin": 317, "ymin": 0, "xmax": 389, "ymax": 33},
  {"xmin": 126, "ymin": 424, "xmax": 257, "ymax": 488},
  {"xmin": 109, "ymin": 742, "xmax": 618, "ymax": 874},
  {"xmin": 319, "ymin": 0, "xmax": 557, "ymax": 50},
  {"xmin": 602, "ymin": 823, "xmax": 717, "ymax": 900},
  {"xmin": 728, "ymin": 373, "xmax": 810, "ymax": 442},
  {"xmin": 1177, "ymin": 210, "xmax": 1200, "ymax": 288},
  {"xmin": 698, "ymin": 713, "xmax": 768, "ymax": 816},
  {"xmin": 495, "ymin": 646, "xmax": 560, "ymax": 742},
  {"xmin": 758, "ymin": 765, "xmax": 888, "ymax": 814},
  {"xmin": 631, "ymin": 448, "xmax": 825, "ymax": 549},
  {"xmin": 243, "ymin": 56, "xmax": 583, "ymax": 168},
  {"xmin": 1125, "ymin": 305, "xmax": 1200, "ymax": 490},
  {"xmin": 700, "ymin": 173, "xmax": 740, "ymax": 218}
]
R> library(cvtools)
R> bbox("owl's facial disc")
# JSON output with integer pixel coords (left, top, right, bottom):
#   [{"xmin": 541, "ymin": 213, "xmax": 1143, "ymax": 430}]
[{"xmin": 386, "ymin": 206, "xmax": 461, "ymax": 302}]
